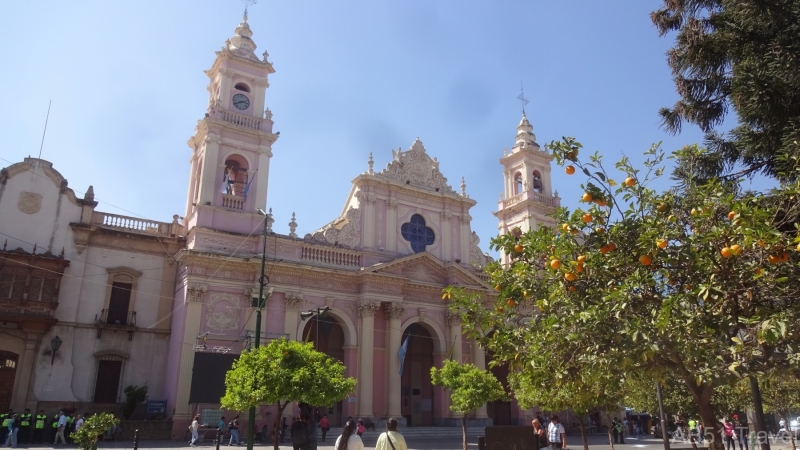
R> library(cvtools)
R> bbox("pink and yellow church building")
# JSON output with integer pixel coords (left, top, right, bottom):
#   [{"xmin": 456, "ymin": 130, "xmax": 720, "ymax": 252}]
[{"xmin": 0, "ymin": 14, "xmax": 560, "ymax": 437}]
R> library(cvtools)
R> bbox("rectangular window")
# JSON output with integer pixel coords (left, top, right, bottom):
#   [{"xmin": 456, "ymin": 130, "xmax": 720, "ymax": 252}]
[
  {"xmin": 40, "ymin": 279, "xmax": 56, "ymax": 302},
  {"xmin": 10, "ymin": 274, "xmax": 25, "ymax": 299},
  {"xmin": 93, "ymin": 359, "xmax": 122, "ymax": 403},
  {"xmin": 28, "ymin": 277, "xmax": 43, "ymax": 301},
  {"xmin": 106, "ymin": 282, "xmax": 132, "ymax": 325},
  {"xmin": 0, "ymin": 273, "xmax": 12, "ymax": 298}
]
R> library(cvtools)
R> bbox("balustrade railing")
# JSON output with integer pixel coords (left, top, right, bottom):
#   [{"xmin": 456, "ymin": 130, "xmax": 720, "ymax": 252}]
[
  {"xmin": 301, "ymin": 246, "xmax": 360, "ymax": 268},
  {"xmin": 221, "ymin": 194, "xmax": 244, "ymax": 210},
  {"xmin": 217, "ymin": 110, "xmax": 262, "ymax": 130},
  {"xmin": 501, "ymin": 192, "xmax": 560, "ymax": 208},
  {"xmin": 92, "ymin": 212, "xmax": 184, "ymax": 237},
  {"xmin": 97, "ymin": 309, "xmax": 137, "ymax": 327}
]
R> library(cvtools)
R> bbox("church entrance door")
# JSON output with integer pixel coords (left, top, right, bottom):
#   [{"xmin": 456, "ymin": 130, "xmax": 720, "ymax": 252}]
[
  {"xmin": 303, "ymin": 315, "xmax": 345, "ymax": 426},
  {"xmin": 400, "ymin": 323, "xmax": 434, "ymax": 426},
  {"xmin": 0, "ymin": 352, "xmax": 17, "ymax": 411}
]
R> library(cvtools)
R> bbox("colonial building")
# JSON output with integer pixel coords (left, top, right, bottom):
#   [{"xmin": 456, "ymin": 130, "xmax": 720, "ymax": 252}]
[{"xmin": 0, "ymin": 14, "xmax": 559, "ymax": 436}]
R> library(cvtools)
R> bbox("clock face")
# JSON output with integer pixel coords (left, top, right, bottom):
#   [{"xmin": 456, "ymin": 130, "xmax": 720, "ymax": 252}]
[{"xmin": 232, "ymin": 93, "xmax": 250, "ymax": 110}]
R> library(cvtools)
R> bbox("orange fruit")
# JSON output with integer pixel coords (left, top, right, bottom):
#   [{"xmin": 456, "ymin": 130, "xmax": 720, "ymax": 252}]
[
  {"xmin": 780, "ymin": 252, "xmax": 789, "ymax": 262},
  {"xmin": 597, "ymin": 216, "xmax": 605, "ymax": 224},
  {"xmin": 577, "ymin": 255, "xmax": 587, "ymax": 263},
  {"xmin": 768, "ymin": 255, "xmax": 779, "ymax": 264},
  {"xmin": 600, "ymin": 245, "xmax": 610, "ymax": 254},
  {"xmin": 755, "ymin": 268, "xmax": 763, "ymax": 275},
  {"xmin": 565, "ymin": 165, "xmax": 576, "ymax": 175},
  {"xmin": 582, "ymin": 213, "xmax": 593, "ymax": 223},
  {"xmin": 656, "ymin": 239, "xmax": 667, "ymax": 249},
  {"xmin": 607, "ymin": 243, "xmax": 617, "ymax": 251},
  {"xmin": 562, "ymin": 223, "xmax": 570, "ymax": 232},
  {"xmin": 691, "ymin": 208, "xmax": 699, "ymax": 216},
  {"xmin": 728, "ymin": 211, "xmax": 736, "ymax": 220},
  {"xmin": 757, "ymin": 240, "xmax": 767, "ymax": 248},
  {"xmin": 596, "ymin": 199, "xmax": 608, "ymax": 207},
  {"xmin": 550, "ymin": 259, "xmax": 562, "ymax": 270},
  {"xmin": 625, "ymin": 177, "xmax": 636, "ymax": 187},
  {"xmin": 514, "ymin": 244, "xmax": 524, "ymax": 253},
  {"xmin": 564, "ymin": 272, "xmax": 577, "ymax": 281},
  {"xmin": 494, "ymin": 284, "xmax": 503, "ymax": 292},
  {"xmin": 720, "ymin": 247, "xmax": 732, "ymax": 258},
  {"xmin": 582, "ymin": 192, "xmax": 593, "ymax": 202},
  {"xmin": 570, "ymin": 228, "xmax": 579, "ymax": 235},
  {"xmin": 796, "ymin": 243, "xmax": 800, "ymax": 252},
  {"xmin": 507, "ymin": 299, "xmax": 516, "ymax": 307},
  {"xmin": 657, "ymin": 203, "xmax": 667, "ymax": 212},
  {"xmin": 575, "ymin": 264, "xmax": 584, "ymax": 273},
  {"xmin": 566, "ymin": 151, "xmax": 576, "ymax": 161},
  {"xmin": 730, "ymin": 244, "xmax": 742, "ymax": 256},
  {"xmin": 496, "ymin": 307, "xmax": 504, "ymax": 313},
  {"xmin": 639, "ymin": 255, "xmax": 652, "ymax": 266},
  {"xmin": 595, "ymin": 227, "xmax": 605, "ymax": 235},
  {"xmin": 568, "ymin": 286, "xmax": 576, "ymax": 293}
]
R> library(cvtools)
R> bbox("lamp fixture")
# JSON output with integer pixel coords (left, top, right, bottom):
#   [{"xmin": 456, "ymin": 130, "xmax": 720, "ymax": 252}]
[{"xmin": 50, "ymin": 335, "xmax": 62, "ymax": 365}]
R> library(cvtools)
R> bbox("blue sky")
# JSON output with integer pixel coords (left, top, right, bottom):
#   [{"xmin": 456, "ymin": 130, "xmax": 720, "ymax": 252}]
[{"xmin": 1, "ymin": 1, "xmax": 715, "ymax": 254}]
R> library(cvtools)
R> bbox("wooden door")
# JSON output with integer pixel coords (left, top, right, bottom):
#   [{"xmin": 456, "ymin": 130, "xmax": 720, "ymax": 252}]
[
  {"xmin": 0, "ymin": 352, "xmax": 18, "ymax": 411},
  {"xmin": 93, "ymin": 360, "xmax": 122, "ymax": 403},
  {"xmin": 107, "ymin": 283, "xmax": 132, "ymax": 325}
]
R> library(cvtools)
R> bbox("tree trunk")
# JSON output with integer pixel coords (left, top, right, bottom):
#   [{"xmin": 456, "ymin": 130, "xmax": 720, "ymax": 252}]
[
  {"xmin": 604, "ymin": 411, "xmax": 616, "ymax": 450},
  {"xmin": 578, "ymin": 414, "xmax": 590, "ymax": 450},
  {"xmin": 694, "ymin": 393, "xmax": 724, "ymax": 450},
  {"xmin": 462, "ymin": 414, "xmax": 468, "ymax": 450},
  {"xmin": 273, "ymin": 401, "xmax": 287, "ymax": 450},
  {"xmin": 779, "ymin": 413, "xmax": 796, "ymax": 450}
]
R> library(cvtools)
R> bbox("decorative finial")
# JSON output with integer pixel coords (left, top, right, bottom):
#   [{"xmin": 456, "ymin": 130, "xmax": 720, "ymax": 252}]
[
  {"xmin": 517, "ymin": 83, "xmax": 529, "ymax": 115},
  {"xmin": 368, "ymin": 152, "xmax": 374, "ymax": 175},
  {"xmin": 84, "ymin": 185, "xmax": 95, "ymax": 201},
  {"xmin": 460, "ymin": 176, "xmax": 467, "ymax": 197},
  {"xmin": 242, "ymin": 0, "xmax": 257, "ymax": 20},
  {"xmin": 288, "ymin": 212, "xmax": 298, "ymax": 238},
  {"xmin": 503, "ymin": 147, "xmax": 508, "ymax": 156},
  {"xmin": 264, "ymin": 108, "xmax": 273, "ymax": 120},
  {"xmin": 266, "ymin": 208, "xmax": 274, "ymax": 233},
  {"xmin": 262, "ymin": 50, "xmax": 270, "ymax": 62}
]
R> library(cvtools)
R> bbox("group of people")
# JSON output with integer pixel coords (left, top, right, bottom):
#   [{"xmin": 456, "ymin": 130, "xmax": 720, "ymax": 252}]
[
  {"xmin": 531, "ymin": 416, "xmax": 567, "ymax": 450},
  {"xmin": 1, "ymin": 409, "xmax": 116, "ymax": 448}
]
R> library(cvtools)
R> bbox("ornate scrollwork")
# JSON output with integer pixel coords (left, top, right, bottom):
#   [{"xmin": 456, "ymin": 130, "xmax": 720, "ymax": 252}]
[
  {"xmin": 385, "ymin": 303, "xmax": 405, "ymax": 320},
  {"xmin": 358, "ymin": 301, "xmax": 380, "ymax": 317},
  {"xmin": 310, "ymin": 207, "xmax": 361, "ymax": 248},
  {"xmin": 206, "ymin": 292, "xmax": 242, "ymax": 331},
  {"xmin": 186, "ymin": 284, "xmax": 208, "ymax": 303},
  {"xmin": 285, "ymin": 293, "xmax": 305, "ymax": 310},
  {"xmin": 377, "ymin": 139, "xmax": 456, "ymax": 194}
]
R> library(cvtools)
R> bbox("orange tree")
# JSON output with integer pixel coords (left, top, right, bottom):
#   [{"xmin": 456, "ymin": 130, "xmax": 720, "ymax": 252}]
[{"xmin": 445, "ymin": 139, "xmax": 800, "ymax": 450}]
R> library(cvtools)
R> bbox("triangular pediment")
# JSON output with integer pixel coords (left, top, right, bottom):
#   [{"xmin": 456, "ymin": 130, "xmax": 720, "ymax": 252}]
[{"xmin": 362, "ymin": 252, "xmax": 489, "ymax": 289}]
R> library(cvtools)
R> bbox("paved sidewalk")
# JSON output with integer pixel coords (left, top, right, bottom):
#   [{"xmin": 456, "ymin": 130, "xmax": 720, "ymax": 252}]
[{"xmin": 8, "ymin": 434, "xmax": 797, "ymax": 450}]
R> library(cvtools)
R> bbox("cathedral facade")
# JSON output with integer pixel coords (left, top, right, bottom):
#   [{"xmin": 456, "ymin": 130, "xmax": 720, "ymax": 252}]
[{"xmin": 0, "ymin": 15, "xmax": 559, "ymax": 437}]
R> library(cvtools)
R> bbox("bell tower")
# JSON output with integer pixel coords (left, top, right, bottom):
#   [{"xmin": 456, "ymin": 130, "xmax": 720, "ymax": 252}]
[
  {"xmin": 184, "ymin": 14, "xmax": 278, "ymax": 237},
  {"xmin": 494, "ymin": 112, "xmax": 561, "ymax": 250}
]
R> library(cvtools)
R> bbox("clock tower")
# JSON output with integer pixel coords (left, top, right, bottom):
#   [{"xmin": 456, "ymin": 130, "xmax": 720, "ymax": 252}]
[{"xmin": 183, "ymin": 14, "xmax": 278, "ymax": 238}]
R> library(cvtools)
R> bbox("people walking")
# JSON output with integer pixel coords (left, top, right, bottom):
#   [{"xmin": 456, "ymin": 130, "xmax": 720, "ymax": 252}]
[
  {"xmin": 189, "ymin": 414, "xmax": 202, "ymax": 448},
  {"xmin": 374, "ymin": 418, "xmax": 407, "ymax": 450},
  {"xmin": 291, "ymin": 412, "xmax": 310, "ymax": 450},
  {"xmin": 356, "ymin": 419, "xmax": 365, "ymax": 437},
  {"xmin": 532, "ymin": 419, "xmax": 547, "ymax": 448},
  {"xmin": 548, "ymin": 416, "xmax": 566, "ymax": 450},
  {"xmin": 319, "ymin": 415, "xmax": 329, "ymax": 442},
  {"xmin": 306, "ymin": 414, "xmax": 318, "ymax": 450},
  {"xmin": 334, "ymin": 420, "xmax": 364, "ymax": 450},
  {"xmin": 0, "ymin": 410, "xmax": 10, "ymax": 445},
  {"xmin": 5, "ymin": 413, "xmax": 18, "ymax": 448},
  {"xmin": 612, "ymin": 418, "xmax": 622, "ymax": 444},
  {"xmin": 228, "ymin": 415, "xmax": 240, "ymax": 446},
  {"xmin": 53, "ymin": 411, "xmax": 67, "ymax": 445}
]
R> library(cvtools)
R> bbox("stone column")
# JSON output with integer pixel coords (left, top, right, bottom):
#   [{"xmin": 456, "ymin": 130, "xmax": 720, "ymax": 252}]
[
  {"xmin": 358, "ymin": 301, "xmax": 379, "ymax": 417},
  {"xmin": 359, "ymin": 192, "xmax": 376, "ymax": 249},
  {"xmin": 197, "ymin": 136, "xmax": 220, "ymax": 205},
  {"xmin": 440, "ymin": 211, "xmax": 451, "ymax": 261},
  {"xmin": 176, "ymin": 284, "xmax": 207, "ymax": 417},
  {"xmin": 473, "ymin": 342, "xmax": 489, "ymax": 419},
  {"xmin": 16, "ymin": 333, "xmax": 40, "ymax": 410},
  {"xmin": 385, "ymin": 303, "xmax": 405, "ymax": 418},
  {"xmin": 445, "ymin": 311, "xmax": 463, "ymax": 418},
  {"xmin": 459, "ymin": 214, "xmax": 471, "ymax": 263},
  {"xmin": 284, "ymin": 293, "xmax": 304, "ymax": 340},
  {"xmin": 386, "ymin": 196, "xmax": 398, "ymax": 252}
]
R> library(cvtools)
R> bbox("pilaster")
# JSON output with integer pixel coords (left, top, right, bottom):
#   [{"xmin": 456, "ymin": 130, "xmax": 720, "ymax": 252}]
[
  {"xmin": 175, "ymin": 284, "xmax": 207, "ymax": 417},
  {"xmin": 473, "ymin": 342, "xmax": 489, "ymax": 419},
  {"xmin": 284, "ymin": 293, "xmax": 304, "ymax": 340},
  {"xmin": 386, "ymin": 196, "xmax": 398, "ymax": 252},
  {"xmin": 254, "ymin": 147, "xmax": 272, "ymax": 212},
  {"xmin": 197, "ymin": 136, "xmax": 221, "ymax": 205}
]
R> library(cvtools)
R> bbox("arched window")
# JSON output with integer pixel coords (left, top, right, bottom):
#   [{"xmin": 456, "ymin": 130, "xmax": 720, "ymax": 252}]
[
  {"xmin": 514, "ymin": 173, "xmax": 523, "ymax": 195},
  {"xmin": 532, "ymin": 170, "xmax": 543, "ymax": 193},
  {"xmin": 221, "ymin": 155, "xmax": 249, "ymax": 197},
  {"xmin": 234, "ymin": 83, "xmax": 251, "ymax": 92}
]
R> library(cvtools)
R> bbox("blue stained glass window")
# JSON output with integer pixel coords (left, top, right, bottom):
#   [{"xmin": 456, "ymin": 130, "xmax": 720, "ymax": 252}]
[{"xmin": 401, "ymin": 214, "xmax": 435, "ymax": 253}]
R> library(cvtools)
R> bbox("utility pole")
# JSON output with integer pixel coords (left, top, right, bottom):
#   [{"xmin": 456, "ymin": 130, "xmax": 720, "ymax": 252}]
[
  {"xmin": 656, "ymin": 382, "xmax": 671, "ymax": 450},
  {"xmin": 247, "ymin": 209, "xmax": 271, "ymax": 450}
]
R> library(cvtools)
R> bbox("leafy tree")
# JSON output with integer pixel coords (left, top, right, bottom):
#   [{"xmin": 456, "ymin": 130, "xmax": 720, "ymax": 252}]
[
  {"xmin": 760, "ymin": 370, "xmax": 800, "ymax": 450},
  {"xmin": 70, "ymin": 413, "xmax": 118, "ymax": 450},
  {"xmin": 430, "ymin": 360, "xmax": 506, "ymax": 450},
  {"xmin": 447, "ymin": 138, "xmax": 800, "ymax": 450},
  {"xmin": 221, "ymin": 338, "xmax": 356, "ymax": 450},
  {"xmin": 122, "ymin": 384, "xmax": 148, "ymax": 419},
  {"xmin": 651, "ymin": 0, "xmax": 800, "ymax": 180}
]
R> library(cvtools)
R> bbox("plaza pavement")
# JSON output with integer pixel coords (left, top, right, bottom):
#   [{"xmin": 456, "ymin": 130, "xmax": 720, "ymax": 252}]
[{"xmin": 9, "ymin": 433, "xmax": 798, "ymax": 450}]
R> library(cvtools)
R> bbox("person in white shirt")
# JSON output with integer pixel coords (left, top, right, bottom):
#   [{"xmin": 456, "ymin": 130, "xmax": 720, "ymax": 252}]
[
  {"xmin": 74, "ymin": 414, "xmax": 84, "ymax": 432},
  {"xmin": 53, "ymin": 412, "xmax": 67, "ymax": 445},
  {"xmin": 548, "ymin": 416, "xmax": 566, "ymax": 450},
  {"xmin": 334, "ymin": 420, "xmax": 364, "ymax": 450},
  {"xmin": 374, "ymin": 418, "xmax": 407, "ymax": 450},
  {"xmin": 189, "ymin": 414, "xmax": 202, "ymax": 448}
]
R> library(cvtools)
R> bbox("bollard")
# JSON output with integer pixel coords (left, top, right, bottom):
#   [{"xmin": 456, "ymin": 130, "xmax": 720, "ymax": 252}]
[
  {"xmin": 133, "ymin": 429, "xmax": 139, "ymax": 450},
  {"xmin": 216, "ymin": 428, "xmax": 222, "ymax": 450},
  {"xmin": 478, "ymin": 435, "xmax": 485, "ymax": 450}
]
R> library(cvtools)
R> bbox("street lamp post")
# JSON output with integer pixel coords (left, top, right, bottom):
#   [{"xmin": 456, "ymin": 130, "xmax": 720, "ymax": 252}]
[{"xmin": 247, "ymin": 209, "xmax": 273, "ymax": 450}]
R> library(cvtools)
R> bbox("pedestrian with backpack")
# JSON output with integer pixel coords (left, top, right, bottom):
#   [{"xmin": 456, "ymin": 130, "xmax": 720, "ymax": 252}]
[
  {"xmin": 374, "ymin": 418, "xmax": 407, "ymax": 450},
  {"xmin": 228, "ymin": 415, "xmax": 240, "ymax": 446},
  {"xmin": 291, "ymin": 412, "xmax": 310, "ymax": 450}
]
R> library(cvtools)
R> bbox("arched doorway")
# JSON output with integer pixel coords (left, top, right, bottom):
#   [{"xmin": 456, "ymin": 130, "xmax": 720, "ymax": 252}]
[
  {"xmin": 487, "ymin": 354, "xmax": 511, "ymax": 425},
  {"xmin": 0, "ymin": 352, "xmax": 18, "ymax": 411},
  {"xmin": 302, "ymin": 316, "xmax": 345, "ymax": 425},
  {"xmin": 400, "ymin": 323, "xmax": 434, "ymax": 426}
]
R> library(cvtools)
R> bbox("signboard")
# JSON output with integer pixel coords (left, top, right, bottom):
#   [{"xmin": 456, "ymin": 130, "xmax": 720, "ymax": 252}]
[
  {"xmin": 146, "ymin": 400, "xmax": 167, "ymax": 414},
  {"xmin": 347, "ymin": 397, "xmax": 357, "ymax": 403}
]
